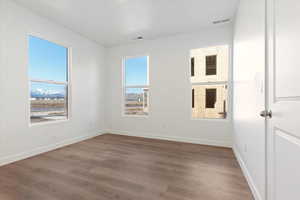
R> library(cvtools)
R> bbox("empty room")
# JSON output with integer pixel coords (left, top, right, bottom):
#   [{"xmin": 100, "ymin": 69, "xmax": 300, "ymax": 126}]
[{"xmin": 0, "ymin": 0, "xmax": 298, "ymax": 199}]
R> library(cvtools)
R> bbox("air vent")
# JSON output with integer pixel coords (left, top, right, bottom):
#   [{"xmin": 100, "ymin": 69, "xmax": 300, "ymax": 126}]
[{"xmin": 213, "ymin": 18, "xmax": 231, "ymax": 25}]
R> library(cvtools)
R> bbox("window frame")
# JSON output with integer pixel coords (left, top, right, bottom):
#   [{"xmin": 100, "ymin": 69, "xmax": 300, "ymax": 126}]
[
  {"xmin": 122, "ymin": 55, "xmax": 150, "ymax": 117},
  {"xmin": 28, "ymin": 34, "xmax": 72, "ymax": 126},
  {"xmin": 189, "ymin": 45, "xmax": 231, "ymax": 121}
]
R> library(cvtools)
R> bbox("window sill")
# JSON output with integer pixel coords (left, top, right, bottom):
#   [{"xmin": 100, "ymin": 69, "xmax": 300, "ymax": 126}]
[
  {"xmin": 29, "ymin": 118, "xmax": 69, "ymax": 127},
  {"xmin": 190, "ymin": 117, "xmax": 230, "ymax": 122},
  {"xmin": 122, "ymin": 114, "xmax": 149, "ymax": 118}
]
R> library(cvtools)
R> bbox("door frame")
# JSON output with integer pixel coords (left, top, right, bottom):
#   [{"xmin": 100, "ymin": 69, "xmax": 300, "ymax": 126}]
[{"xmin": 265, "ymin": 0, "xmax": 272, "ymax": 199}]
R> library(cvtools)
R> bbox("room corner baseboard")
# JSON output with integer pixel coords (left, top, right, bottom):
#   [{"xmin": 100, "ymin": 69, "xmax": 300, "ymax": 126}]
[
  {"xmin": 233, "ymin": 145, "xmax": 263, "ymax": 200},
  {"xmin": 0, "ymin": 130, "xmax": 105, "ymax": 167},
  {"xmin": 105, "ymin": 129, "xmax": 232, "ymax": 148}
]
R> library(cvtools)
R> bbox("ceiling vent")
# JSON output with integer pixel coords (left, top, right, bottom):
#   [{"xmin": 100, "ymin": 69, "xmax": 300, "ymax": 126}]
[{"xmin": 212, "ymin": 18, "xmax": 231, "ymax": 25}]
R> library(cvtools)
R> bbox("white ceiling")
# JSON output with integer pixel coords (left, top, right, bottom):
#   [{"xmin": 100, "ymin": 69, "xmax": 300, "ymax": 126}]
[{"xmin": 13, "ymin": 0, "xmax": 239, "ymax": 47}]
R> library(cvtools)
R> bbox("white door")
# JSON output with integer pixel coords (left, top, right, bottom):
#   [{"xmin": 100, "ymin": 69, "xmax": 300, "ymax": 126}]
[{"xmin": 267, "ymin": 0, "xmax": 300, "ymax": 199}]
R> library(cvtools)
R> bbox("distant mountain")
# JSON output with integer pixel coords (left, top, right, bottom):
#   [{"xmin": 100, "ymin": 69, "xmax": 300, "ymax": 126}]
[{"xmin": 31, "ymin": 88, "xmax": 65, "ymax": 98}]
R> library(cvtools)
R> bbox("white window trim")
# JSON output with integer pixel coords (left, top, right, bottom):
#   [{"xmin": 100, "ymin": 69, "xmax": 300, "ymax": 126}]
[
  {"xmin": 30, "ymin": 79, "xmax": 68, "ymax": 85},
  {"xmin": 189, "ymin": 45, "xmax": 232, "ymax": 121},
  {"xmin": 28, "ymin": 35, "xmax": 72, "ymax": 127},
  {"xmin": 122, "ymin": 55, "xmax": 150, "ymax": 117}
]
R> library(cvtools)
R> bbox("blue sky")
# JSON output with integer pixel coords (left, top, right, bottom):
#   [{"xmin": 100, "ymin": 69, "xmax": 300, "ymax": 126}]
[
  {"xmin": 125, "ymin": 56, "xmax": 148, "ymax": 86},
  {"xmin": 29, "ymin": 36, "xmax": 67, "ymax": 82},
  {"xmin": 29, "ymin": 36, "xmax": 67, "ymax": 96}
]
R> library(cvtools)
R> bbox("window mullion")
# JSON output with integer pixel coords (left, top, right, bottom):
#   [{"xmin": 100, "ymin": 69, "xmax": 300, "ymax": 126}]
[
  {"xmin": 125, "ymin": 85, "xmax": 149, "ymax": 89},
  {"xmin": 191, "ymin": 81, "xmax": 227, "ymax": 86},
  {"xmin": 30, "ymin": 79, "xmax": 68, "ymax": 85}
]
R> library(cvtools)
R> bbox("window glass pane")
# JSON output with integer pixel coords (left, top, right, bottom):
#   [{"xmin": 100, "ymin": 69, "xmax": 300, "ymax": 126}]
[
  {"xmin": 125, "ymin": 56, "xmax": 148, "ymax": 86},
  {"xmin": 191, "ymin": 57, "xmax": 195, "ymax": 76},
  {"xmin": 30, "ymin": 82, "xmax": 67, "ymax": 123},
  {"xmin": 29, "ymin": 36, "xmax": 68, "ymax": 82},
  {"xmin": 192, "ymin": 85, "xmax": 227, "ymax": 119},
  {"xmin": 206, "ymin": 55, "xmax": 217, "ymax": 75},
  {"xmin": 192, "ymin": 88, "xmax": 195, "ymax": 108},
  {"xmin": 190, "ymin": 45, "xmax": 228, "ymax": 83},
  {"xmin": 205, "ymin": 89, "xmax": 217, "ymax": 108},
  {"xmin": 124, "ymin": 88, "xmax": 149, "ymax": 116}
]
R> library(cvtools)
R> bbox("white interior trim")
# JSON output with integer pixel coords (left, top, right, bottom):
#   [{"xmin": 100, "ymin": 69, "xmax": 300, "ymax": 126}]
[{"xmin": 233, "ymin": 145, "xmax": 263, "ymax": 200}]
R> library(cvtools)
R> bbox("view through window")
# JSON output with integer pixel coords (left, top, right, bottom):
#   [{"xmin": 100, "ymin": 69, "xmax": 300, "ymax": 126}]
[
  {"xmin": 29, "ymin": 36, "xmax": 69, "ymax": 124},
  {"xmin": 123, "ymin": 56, "xmax": 149, "ymax": 116},
  {"xmin": 190, "ymin": 45, "xmax": 228, "ymax": 119}
]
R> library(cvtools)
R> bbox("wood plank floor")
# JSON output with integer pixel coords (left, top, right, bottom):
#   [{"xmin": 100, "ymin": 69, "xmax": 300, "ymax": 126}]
[{"xmin": 0, "ymin": 134, "xmax": 253, "ymax": 200}]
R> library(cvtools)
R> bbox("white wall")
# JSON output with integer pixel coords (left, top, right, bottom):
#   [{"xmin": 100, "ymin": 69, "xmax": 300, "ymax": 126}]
[
  {"xmin": 233, "ymin": 0, "xmax": 266, "ymax": 199},
  {"xmin": 0, "ymin": 0, "xmax": 106, "ymax": 165},
  {"xmin": 106, "ymin": 25, "xmax": 233, "ymax": 147}
]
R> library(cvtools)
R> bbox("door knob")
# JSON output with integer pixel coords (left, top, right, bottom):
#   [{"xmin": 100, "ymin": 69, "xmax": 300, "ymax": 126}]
[{"xmin": 260, "ymin": 110, "xmax": 272, "ymax": 118}]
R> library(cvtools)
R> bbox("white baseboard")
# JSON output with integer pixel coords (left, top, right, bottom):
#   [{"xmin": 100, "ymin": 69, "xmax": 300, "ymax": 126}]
[
  {"xmin": 233, "ymin": 145, "xmax": 263, "ymax": 200},
  {"xmin": 106, "ymin": 129, "xmax": 232, "ymax": 148},
  {"xmin": 0, "ymin": 130, "xmax": 105, "ymax": 167}
]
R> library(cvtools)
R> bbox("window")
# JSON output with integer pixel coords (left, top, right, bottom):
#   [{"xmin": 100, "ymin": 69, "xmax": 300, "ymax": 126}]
[
  {"xmin": 205, "ymin": 89, "xmax": 216, "ymax": 108},
  {"xmin": 123, "ymin": 56, "xmax": 149, "ymax": 116},
  {"xmin": 29, "ymin": 36, "xmax": 69, "ymax": 124},
  {"xmin": 191, "ymin": 57, "xmax": 195, "ymax": 76},
  {"xmin": 190, "ymin": 45, "xmax": 229, "ymax": 119},
  {"xmin": 206, "ymin": 55, "xmax": 217, "ymax": 75},
  {"xmin": 192, "ymin": 88, "xmax": 195, "ymax": 108}
]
